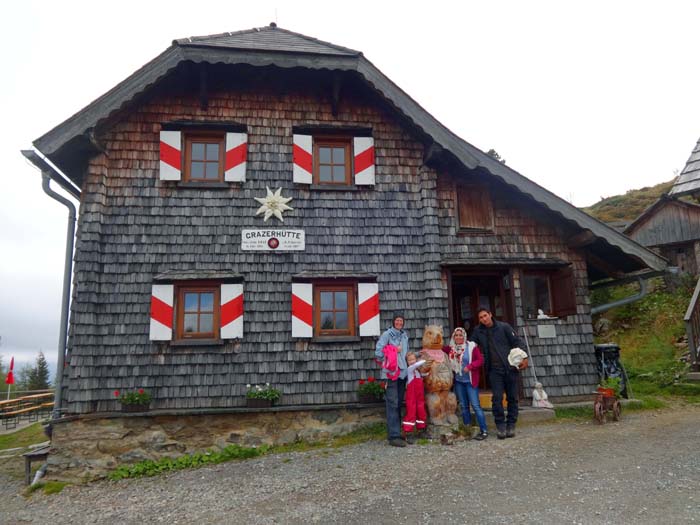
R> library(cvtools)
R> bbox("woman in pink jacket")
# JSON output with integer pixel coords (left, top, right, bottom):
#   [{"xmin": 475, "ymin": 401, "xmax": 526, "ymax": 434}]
[{"xmin": 448, "ymin": 327, "xmax": 488, "ymax": 440}]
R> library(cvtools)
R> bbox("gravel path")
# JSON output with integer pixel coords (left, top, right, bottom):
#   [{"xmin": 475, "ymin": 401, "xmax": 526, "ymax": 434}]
[{"xmin": 1, "ymin": 404, "xmax": 699, "ymax": 524}]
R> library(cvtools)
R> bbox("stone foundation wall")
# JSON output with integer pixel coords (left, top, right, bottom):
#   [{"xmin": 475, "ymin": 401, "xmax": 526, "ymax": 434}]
[{"xmin": 47, "ymin": 407, "xmax": 384, "ymax": 482}]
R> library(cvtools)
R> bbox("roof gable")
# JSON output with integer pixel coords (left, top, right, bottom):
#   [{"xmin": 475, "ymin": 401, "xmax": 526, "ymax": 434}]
[
  {"xmin": 30, "ymin": 24, "xmax": 667, "ymax": 274},
  {"xmin": 669, "ymin": 136, "xmax": 700, "ymax": 197}
]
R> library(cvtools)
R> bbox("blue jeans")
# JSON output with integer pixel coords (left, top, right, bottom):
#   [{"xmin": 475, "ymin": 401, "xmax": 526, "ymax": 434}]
[
  {"xmin": 454, "ymin": 380, "xmax": 487, "ymax": 432},
  {"xmin": 384, "ymin": 378, "xmax": 406, "ymax": 440},
  {"xmin": 489, "ymin": 367, "xmax": 519, "ymax": 428}
]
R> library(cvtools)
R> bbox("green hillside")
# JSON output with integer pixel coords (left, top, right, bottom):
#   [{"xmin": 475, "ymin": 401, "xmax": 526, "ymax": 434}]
[{"xmin": 583, "ymin": 179, "xmax": 675, "ymax": 223}]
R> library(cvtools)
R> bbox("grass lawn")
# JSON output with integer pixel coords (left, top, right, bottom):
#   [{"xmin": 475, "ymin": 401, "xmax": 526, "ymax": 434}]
[{"xmin": 0, "ymin": 423, "xmax": 48, "ymax": 481}]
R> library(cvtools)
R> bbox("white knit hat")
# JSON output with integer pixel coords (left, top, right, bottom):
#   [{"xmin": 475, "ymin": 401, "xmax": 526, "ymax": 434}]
[{"xmin": 508, "ymin": 347, "xmax": 528, "ymax": 367}]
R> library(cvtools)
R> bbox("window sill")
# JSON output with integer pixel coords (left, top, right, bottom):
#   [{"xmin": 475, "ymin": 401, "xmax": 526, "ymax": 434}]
[
  {"xmin": 308, "ymin": 184, "xmax": 366, "ymax": 192},
  {"xmin": 456, "ymin": 228, "xmax": 495, "ymax": 236},
  {"xmin": 176, "ymin": 182, "xmax": 231, "ymax": 190},
  {"xmin": 310, "ymin": 336, "xmax": 361, "ymax": 343},
  {"xmin": 170, "ymin": 339, "xmax": 225, "ymax": 347}
]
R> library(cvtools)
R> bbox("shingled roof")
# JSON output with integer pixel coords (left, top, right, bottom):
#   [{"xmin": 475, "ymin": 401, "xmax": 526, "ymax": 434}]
[
  {"xmin": 32, "ymin": 24, "xmax": 667, "ymax": 274},
  {"xmin": 669, "ymin": 136, "xmax": 700, "ymax": 198}
]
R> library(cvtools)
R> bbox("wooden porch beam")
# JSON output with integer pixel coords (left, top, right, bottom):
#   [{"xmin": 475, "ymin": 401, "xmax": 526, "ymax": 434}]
[
  {"xmin": 567, "ymin": 230, "xmax": 597, "ymax": 248},
  {"xmin": 586, "ymin": 252, "xmax": 625, "ymax": 279}
]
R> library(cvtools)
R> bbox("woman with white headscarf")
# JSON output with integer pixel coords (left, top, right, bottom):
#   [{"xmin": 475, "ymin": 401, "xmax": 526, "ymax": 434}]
[{"xmin": 448, "ymin": 327, "xmax": 488, "ymax": 440}]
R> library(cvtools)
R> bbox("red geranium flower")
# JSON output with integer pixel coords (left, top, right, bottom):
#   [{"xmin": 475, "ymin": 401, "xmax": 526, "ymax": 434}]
[
  {"xmin": 138, "ymin": 388, "xmax": 145, "ymax": 395},
  {"xmin": 113, "ymin": 390, "xmax": 120, "ymax": 397},
  {"xmin": 359, "ymin": 379, "xmax": 365, "ymax": 385},
  {"xmin": 368, "ymin": 377, "xmax": 375, "ymax": 382}
]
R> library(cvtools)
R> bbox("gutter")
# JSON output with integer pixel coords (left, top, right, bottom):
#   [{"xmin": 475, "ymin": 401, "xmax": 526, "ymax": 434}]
[
  {"xmin": 21, "ymin": 150, "xmax": 80, "ymax": 419},
  {"xmin": 590, "ymin": 268, "xmax": 678, "ymax": 315}
]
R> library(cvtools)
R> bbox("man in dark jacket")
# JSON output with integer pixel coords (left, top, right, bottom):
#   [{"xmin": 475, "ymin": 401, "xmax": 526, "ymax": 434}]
[{"xmin": 470, "ymin": 308, "xmax": 527, "ymax": 439}]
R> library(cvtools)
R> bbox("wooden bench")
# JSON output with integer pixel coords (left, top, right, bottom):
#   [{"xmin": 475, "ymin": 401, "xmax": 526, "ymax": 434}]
[{"xmin": 22, "ymin": 445, "xmax": 50, "ymax": 485}]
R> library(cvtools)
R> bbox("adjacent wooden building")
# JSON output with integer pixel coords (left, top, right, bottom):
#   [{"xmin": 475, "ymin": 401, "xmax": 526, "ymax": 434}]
[{"xmin": 31, "ymin": 26, "xmax": 666, "ymax": 423}]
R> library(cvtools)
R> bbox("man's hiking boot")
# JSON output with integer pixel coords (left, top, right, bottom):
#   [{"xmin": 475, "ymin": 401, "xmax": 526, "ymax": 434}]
[
  {"xmin": 389, "ymin": 438, "xmax": 407, "ymax": 447},
  {"xmin": 496, "ymin": 426, "xmax": 506, "ymax": 440},
  {"xmin": 506, "ymin": 425, "xmax": 516, "ymax": 438}
]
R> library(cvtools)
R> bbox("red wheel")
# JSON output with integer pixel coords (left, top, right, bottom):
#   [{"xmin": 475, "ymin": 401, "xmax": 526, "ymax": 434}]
[
  {"xmin": 594, "ymin": 401, "xmax": 605, "ymax": 424},
  {"xmin": 612, "ymin": 401, "xmax": 621, "ymax": 421}
]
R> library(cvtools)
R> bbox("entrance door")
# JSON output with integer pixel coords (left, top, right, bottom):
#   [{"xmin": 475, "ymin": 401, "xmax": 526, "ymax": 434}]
[{"xmin": 449, "ymin": 271, "xmax": 513, "ymax": 390}]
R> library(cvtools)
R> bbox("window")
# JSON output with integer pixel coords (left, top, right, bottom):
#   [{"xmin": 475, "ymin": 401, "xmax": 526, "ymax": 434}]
[
  {"xmin": 176, "ymin": 284, "xmax": 220, "ymax": 340},
  {"xmin": 183, "ymin": 132, "xmax": 224, "ymax": 182},
  {"xmin": 456, "ymin": 184, "xmax": 494, "ymax": 231},
  {"xmin": 314, "ymin": 284, "xmax": 356, "ymax": 337},
  {"xmin": 314, "ymin": 137, "xmax": 351, "ymax": 185},
  {"xmin": 522, "ymin": 267, "xmax": 577, "ymax": 319}
]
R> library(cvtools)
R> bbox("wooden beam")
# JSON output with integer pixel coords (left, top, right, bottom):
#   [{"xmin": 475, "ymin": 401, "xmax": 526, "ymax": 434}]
[
  {"xmin": 586, "ymin": 252, "xmax": 625, "ymax": 279},
  {"xmin": 423, "ymin": 142, "xmax": 444, "ymax": 167},
  {"xmin": 199, "ymin": 63, "xmax": 208, "ymax": 111},
  {"xmin": 330, "ymin": 72, "xmax": 342, "ymax": 117},
  {"xmin": 567, "ymin": 230, "xmax": 597, "ymax": 248}
]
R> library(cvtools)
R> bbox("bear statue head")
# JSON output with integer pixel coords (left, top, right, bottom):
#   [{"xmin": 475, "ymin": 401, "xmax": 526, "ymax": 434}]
[{"xmin": 422, "ymin": 325, "xmax": 444, "ymax": 350}]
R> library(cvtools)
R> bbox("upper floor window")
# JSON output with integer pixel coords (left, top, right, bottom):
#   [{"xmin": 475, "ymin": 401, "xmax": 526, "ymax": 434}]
[
  {"xmin": 314, "ymin": 137, "xmax": 351, "ymax": 185},
  {"xmin": 457, "ymin": 184, "xmax": 494, "ymax": 232},
  {"xmin": 184, "ymin": 133, "xmax": 224, "ymax": 183}
]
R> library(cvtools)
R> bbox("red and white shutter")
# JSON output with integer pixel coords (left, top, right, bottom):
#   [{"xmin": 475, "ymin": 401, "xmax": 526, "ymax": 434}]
[
  {"xmin": 150, "ymin": 284, "xmax": 174, "ymax": 340},
  {"xmin": 224, "ymin": 132, "xmax": 247, "ymax": 182},
  {"xmin": 291, "ymin": 283, "xmax": 313, "ymax": 338},
  {"xmin": 159, "ymin": 131, "xmax": 182, "ymax": 181},
  {"xmin": 293, "ymin": 134, "xmax": 313, "ymax": 184},
  {"xmin": 220, "ymin": 283, "xmax": 244, "ymax": 339},
  {"xmin": 358, "ymin": 283, "xmax": 380, "ymax": 336},
  {"xmin": 353, "ymin": 137, "xmax": 375, "ymax": 186}
]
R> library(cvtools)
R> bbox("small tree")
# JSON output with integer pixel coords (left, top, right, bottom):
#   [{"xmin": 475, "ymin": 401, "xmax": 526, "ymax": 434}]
[
  {"xmin": 486, "ymin": 148, "xmax": 506, "ymax": 164},
  {"xmin": 28, "ymin": 352, "xmax": 51, "ymax": 391}
]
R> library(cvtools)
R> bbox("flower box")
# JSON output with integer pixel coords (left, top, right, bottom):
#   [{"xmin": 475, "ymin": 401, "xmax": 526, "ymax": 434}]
[
  {"xmin": 121, "ymin": 403, "xmax": 150, "ymax": 413},
  {"xmin": 246, "ymin": 398, "xmax": 274, "ymax": 408},
  {"xmin": 358, "ymin": 393, "xmax": 382, "ymax": 404}
]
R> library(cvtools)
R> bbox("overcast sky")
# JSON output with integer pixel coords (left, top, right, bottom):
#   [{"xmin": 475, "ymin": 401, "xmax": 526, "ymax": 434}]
[{"xmin": 1, "ymin": 0, "xmax": 699, "ymax": 373}]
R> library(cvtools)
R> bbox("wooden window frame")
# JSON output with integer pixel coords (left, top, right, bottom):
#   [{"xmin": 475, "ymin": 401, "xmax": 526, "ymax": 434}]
[
  {"xmin": 313, "ymin": 283, "xmax": 356, "ymax": 337},
  {"xmin": 455, "ymin": 183, "xmax": 495, "ymax": 233},
  {"xmin": 522, "ymin": 267, "xmax": 577, "ymax": 319},
  {"xmin": 183, "ymin": 132, "xmax": 225, "ymax": 183},
  {"xmin": 522, "ymin": 272, "xmax": 553, "ymax": 320},
  {"xmin": 313, "ymin": 136, "xmax": 352, "ymax": 186},
  {"xmin": 175, "ymin": 282, "xmax": 220, "ymax": 340}
]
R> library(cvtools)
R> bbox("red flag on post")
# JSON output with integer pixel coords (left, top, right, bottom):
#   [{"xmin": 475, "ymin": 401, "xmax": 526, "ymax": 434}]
[{"xmin": 5, "ymin": 357, "xmax": 14, "ymax": 385}]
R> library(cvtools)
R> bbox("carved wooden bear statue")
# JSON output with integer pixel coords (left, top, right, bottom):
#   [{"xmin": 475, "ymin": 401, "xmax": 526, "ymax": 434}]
[{"xmin": 419, "ymin": 325, "xmax": 458, "ymax": 426}]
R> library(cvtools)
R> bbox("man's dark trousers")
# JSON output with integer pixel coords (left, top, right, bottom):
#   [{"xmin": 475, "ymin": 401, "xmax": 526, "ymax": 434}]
[{"xmin": 489, "ymin": 367, "xmax": 519, "ymax": 428}]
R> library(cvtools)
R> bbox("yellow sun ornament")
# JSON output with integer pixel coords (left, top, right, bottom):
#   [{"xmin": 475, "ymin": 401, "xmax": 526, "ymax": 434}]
[{"xmin": 254, "ymin": 186, "xmax": 293, "ymax": 222}]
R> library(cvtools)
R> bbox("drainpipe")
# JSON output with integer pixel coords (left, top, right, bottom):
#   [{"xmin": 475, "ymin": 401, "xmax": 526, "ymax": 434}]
[
  {"xmin": 590, "ymin": 276, "xmax": 648, "ymax": 315},
  {"xmin": 21, "ymin": 150, "xmax": 79, "ymax": 420}
]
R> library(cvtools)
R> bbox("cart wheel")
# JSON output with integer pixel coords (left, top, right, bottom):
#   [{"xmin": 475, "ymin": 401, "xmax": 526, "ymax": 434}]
[
  {"xmin": 612, "ymin": 401, "xmax": 621, "ymax": 421},
  {"xmin": 594, "ymin": 401, "xmax": 605, "ymax": 424}
]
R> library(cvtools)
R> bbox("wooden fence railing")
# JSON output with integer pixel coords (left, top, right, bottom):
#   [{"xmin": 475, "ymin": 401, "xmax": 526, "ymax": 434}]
[{"xmin": 683, "ymin": 275, "xmax": 700, "ymax": 372}]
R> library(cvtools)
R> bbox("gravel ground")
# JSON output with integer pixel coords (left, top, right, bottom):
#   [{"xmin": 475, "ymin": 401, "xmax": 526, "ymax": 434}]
[{"xmin": 1, "ymin": 404, "xmax": 699, "ymax": 524}]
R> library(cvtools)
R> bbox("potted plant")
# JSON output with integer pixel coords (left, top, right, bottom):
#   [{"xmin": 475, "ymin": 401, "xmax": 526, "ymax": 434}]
[
  {"xmin": 245, "ymin": 383, "xmax": 281, "ymax": 408},
  {"xmin": 114, "ymin": 388, "xmax": 152, "ymax": 412},
  {"xmin": 357, "ymin": 377, "xmax": 386, "ymax": 403},
  {"xmin": 597, "ymin": 376, "xmax": 621, "ymax": 398}
]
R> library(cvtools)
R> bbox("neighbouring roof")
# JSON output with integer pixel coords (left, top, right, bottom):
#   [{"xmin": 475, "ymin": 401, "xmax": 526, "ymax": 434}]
[
  {"xmin": 31, "ymin": 24, "xmax": 667, "ymax": 275},
  {"xmin": 624, "ymin": 194, "xmax": 700, "ymax": 245},
  {"xmin": 669, "ymin": 137, "xmax": 700, "ymax": 197}
]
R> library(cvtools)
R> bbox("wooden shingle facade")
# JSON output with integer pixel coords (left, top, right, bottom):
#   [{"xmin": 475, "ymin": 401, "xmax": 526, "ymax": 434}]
[{"xmin": 32, "ymin": 26, "xmax": 667, "ymax": 416}]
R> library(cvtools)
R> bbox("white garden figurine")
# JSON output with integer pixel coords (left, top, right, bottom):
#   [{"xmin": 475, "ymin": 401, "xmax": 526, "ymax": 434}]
[{"xmin": 532, "ymin": 381, "xmax": 554, "ymax": 408}]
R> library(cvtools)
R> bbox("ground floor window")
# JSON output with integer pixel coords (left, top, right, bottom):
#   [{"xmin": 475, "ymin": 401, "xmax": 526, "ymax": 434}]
[
  {"xmin": 176, "ymin": 284, "xmax": 220, "ymax": 340},
  {"xmin": 314, "ymin": 284, "xmax": 356, "ymax": 337}
]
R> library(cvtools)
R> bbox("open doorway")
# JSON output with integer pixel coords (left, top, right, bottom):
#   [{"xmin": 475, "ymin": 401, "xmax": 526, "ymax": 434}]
[{"xmin": 449, "ymin": 270, "xmax": 514, "ymax": 391}]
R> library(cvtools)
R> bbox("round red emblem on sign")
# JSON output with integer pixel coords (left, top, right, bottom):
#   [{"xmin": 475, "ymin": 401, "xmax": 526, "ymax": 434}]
[{"xmin": 268, "ymin": 237, "xmax": 280, "ymax": 249}]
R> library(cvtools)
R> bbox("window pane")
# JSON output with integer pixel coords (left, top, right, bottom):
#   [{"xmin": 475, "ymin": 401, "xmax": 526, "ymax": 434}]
[
  {"xmin": 184, "ymin": 293, "xmax": 199, "ymax": 312},
  {"xmin": 206, "ymin": 143, "xmax": 219, "ymax": 160},
  {"xmin": 320, "ymin": 291, "xmax": 333, "ymax": 311},
  {"xmin": 321, "ymin": 313, "xmax": 334, "ymax": 329},
  {"xmin": 319, "ymin": 165, "xmax": 332, "ymax": 182},
  {"xmin": 199, "ymin": 314, "xmax": 213, "ymax": 333},
  {"xmin": 319, "ymin": 147, "xmax": 331, "ymax": 164},
  {"xmin": 191, "ymin": 162, "xmax": 204, "ymax": 179},
  {"xmin": 200, "ymin": 293, "xmax": 214, "ymax": 311},
  {"xmin": 205, "ymin": 162, "xmax": 219, "ymax": 179},
  {"xmin": 334, "ymin": 291, "xmax": 347, "ymax": 310},
  {"xmin": 335, "ymin": 312, "xmax": 348, "ymax": 329},
  {"xmin": 192, "ymin": 143, "xmax": 205, "ymax": 161},
  {"xmin": 332, "ymin": 166, "xmax": 345, "ymax": 182},
  {"xmin": 184, "ymin": 314, "xmax": 198, "ymax": 333},
  {"xmin": 332, "ymin": 147, "xmax": 345, "ymax": 164}
]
